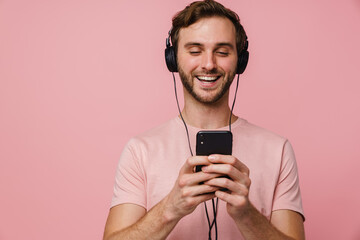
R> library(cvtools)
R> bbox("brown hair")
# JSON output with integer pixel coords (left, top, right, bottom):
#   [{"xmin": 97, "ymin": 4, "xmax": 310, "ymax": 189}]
[{"xmin": 170, "ymin": 0, "xmax": 247, "ymax": 55}]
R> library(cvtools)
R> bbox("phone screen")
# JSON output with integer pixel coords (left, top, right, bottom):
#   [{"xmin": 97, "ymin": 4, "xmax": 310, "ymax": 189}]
[{"xmin": 195, "ymin": 131, "xmax": 232, "ymax": 172}]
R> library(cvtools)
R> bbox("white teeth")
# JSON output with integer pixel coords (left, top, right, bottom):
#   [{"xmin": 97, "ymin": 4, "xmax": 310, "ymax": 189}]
[{"xmin": 197, "ymin": 76, "xmax": 219, "ymax": 81}]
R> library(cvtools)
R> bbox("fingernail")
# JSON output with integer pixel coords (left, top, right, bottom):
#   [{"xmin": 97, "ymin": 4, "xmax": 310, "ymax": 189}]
[
  {"xmin": 208, "ymin": 155, "xmax": 217, "ymax": 160},
  {"xmin": 202, "ymin": 166, "xmax": 208, "ymax": 171}
]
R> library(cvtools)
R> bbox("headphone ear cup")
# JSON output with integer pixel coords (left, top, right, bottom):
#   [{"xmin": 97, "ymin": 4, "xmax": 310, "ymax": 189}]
[
  {"xmin": 236, "ymin": 50, "xmax": 249, "ymax": 74},
  {"xmin": 165, "ymin": 46, "xmax": 178, "ymax": 72}
]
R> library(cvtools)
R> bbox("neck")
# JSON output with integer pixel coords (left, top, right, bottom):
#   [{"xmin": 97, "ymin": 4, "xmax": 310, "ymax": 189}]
[{"xmin": 181, "ymin": 89, "xmax": 238, "ymax": 129}]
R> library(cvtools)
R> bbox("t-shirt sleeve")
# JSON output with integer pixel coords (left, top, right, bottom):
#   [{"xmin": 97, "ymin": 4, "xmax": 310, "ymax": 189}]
[
  {"xmin": 272, "ymin": 140, "xmax": 305, "ymax": 220},
  {"xmin": 111, "ymin": 139, "xmax": 146, "ymax": 209}
]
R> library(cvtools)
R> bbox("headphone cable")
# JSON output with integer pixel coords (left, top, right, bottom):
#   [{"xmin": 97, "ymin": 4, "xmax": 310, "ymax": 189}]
[
  {"xmin": 229, "ymin": 74, "xmax": 240, "ymax": 132},
  {"xmin": 172, "ymin": 72, "xmax": 241, "ymax": 240},
  {"xmin": 173, "ymin": 72, "xmax": 214, "ymax": 238},
  {"xmin": 172, "ymin": 72, "xmax": 193, "ymax": 156}
]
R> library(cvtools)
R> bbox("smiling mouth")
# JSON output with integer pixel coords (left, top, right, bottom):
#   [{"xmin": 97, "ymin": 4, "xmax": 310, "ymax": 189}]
[{"xmin": 196, "ymin": 76, "xmax": 221, "ymax": 82}]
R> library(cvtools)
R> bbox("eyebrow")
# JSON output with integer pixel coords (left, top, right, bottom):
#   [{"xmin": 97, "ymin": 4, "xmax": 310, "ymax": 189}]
[
  {"xmin": 184, "ymin": 42, "xmax": 235, "ymax": 49},
  {"xmin": 184, "ymin": 42, "xmax": 202, "ymax": 48},
  {"xmin": 216, "ymin": 43, "xmax": 235, "ymax": 49}
]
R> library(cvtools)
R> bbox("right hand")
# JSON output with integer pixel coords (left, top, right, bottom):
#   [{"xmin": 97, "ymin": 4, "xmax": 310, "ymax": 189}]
[{"xmin": 163, "ymin": 156, "xmax": 222, "ymax": 221}]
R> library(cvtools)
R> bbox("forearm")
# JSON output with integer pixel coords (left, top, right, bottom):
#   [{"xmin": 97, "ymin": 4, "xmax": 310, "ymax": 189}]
[
  {"xmin": 105, "ymin": 197, "xmax": 180, "ymax": 240},
  {"xmin": 234, "ymin": 204, "xmax": 295, "ymax": 240}
]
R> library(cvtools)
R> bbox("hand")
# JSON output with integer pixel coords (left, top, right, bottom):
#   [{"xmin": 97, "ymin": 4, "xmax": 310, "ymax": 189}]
[
  {"xmin": 163, "ymin": 156, "xmax": 222, "ymax": 221},
  {"xmin": 201, "ymin": 154, "xmax": 252, "ymax": 219}
]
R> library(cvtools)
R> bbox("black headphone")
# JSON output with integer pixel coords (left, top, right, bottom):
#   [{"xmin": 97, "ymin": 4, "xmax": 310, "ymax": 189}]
[{"xmin": 165, "ymin": 28, "xmax": 249, "ymax": 74}]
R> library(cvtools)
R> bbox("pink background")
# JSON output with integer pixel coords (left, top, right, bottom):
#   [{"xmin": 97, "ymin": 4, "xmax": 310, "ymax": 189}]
[{"xmin": 1, "ymin": 0, "xmax": 360, "ymax": 239}]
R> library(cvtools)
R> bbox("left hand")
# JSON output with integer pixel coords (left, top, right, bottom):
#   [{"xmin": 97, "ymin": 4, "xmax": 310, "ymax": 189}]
[{"xmin": 201, "ymin": 154, "xmax": 251, "ymax": 219}]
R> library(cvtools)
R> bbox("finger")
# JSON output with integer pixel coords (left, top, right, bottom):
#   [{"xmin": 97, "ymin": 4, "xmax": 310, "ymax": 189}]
[
  {"xmin": 178, "ymin": 171, "xmax": 223, "ymax": 187},
  {"xmin": 208, "ymin": 155, "xmax": 250, "ymax": 176},
  {"xmin": 181, "ymin": 184, "xmax": 221, "ymax": 198},
  {"xmin": 215, "ymin": 190, "xmax": 248, "ymax": 208},
  {"xmin": 189, "ymin": 192, "xmax": 217, "ymax": 206},
  {"xmin": 201, "ymin": 164, "xmax": 250, "ymax": 185},
  {"xmin": 204, "ymin": 177, "xmax": 249, "ymax": 196},
  {"xmin": 181, "ymin": 156, "xmax": 211, "ymax": 173}
]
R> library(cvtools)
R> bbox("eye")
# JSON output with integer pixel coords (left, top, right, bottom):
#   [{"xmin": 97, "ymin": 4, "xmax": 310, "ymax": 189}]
[
  {"xmin": 189, "ymin": 48, "xmax": 201, "ymax": 55},
  {"xmin": 188, "ymin": 46, "xmax": 202, "ymax": 55},
  {"xmin": 189, "ymin": 51, "xmax": 201, "ymax": 55},
  {"xmin": 217, "ymin": 51, "xmax": 229, "ymax": 56}
]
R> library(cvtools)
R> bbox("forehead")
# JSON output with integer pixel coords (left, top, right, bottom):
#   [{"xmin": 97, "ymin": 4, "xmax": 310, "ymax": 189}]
[{"xmin": 178, "ymin": 16, "xmax": 236, "ymax": 47}]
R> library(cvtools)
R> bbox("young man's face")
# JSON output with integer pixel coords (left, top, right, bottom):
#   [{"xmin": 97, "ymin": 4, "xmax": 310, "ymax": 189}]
[{"xmin": 177, "ymin": 16, "xmax": 238, "ymax": 104}]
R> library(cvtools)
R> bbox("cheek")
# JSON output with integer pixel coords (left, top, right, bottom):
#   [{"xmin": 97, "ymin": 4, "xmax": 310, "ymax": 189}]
[
  {"xmin": 178, "ymin": 56, "xmax": 199, "ymax": 73},
  {"xmin": 218, "ymin": 58, "xmax": 238, "ymax": 73}
]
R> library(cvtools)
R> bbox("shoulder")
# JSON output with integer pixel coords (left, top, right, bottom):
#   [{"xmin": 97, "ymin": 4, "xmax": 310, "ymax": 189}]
[
  {"xmin": 117, "ymin": 118, "xmax": 180, "ymax": 167},
  {"xmin": 235, "ymin": 119, "xmax": 288, "ymax": 145},
  {"xmin": 126, "ymin": 117, "xmax": 181, "ymax": 150}
]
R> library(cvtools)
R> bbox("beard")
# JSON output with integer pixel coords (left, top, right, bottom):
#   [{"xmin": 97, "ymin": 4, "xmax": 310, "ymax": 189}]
[{"xmin": 178, "ymin": 67, "xmax": 235, "ymax": 104}]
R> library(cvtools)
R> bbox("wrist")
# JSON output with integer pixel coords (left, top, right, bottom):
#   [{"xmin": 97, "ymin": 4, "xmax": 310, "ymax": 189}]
[
  {"xmin": 231, "ymin": 201, "xmax": 256, "ymax": 224},
  {"xmin": 160, "ymin": 195, "xmax": 182, "ymax": 224}
]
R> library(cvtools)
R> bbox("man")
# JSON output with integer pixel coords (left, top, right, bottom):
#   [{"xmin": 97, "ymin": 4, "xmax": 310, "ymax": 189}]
[{"xmin": 104, "ymin": 1, "xmax": 305, "ymax": 239}]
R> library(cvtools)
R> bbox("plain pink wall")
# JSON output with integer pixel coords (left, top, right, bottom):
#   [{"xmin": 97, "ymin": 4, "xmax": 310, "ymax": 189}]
[{"xmin": 1, "ymin": 0, "xmax": 359, "ymax": 239}]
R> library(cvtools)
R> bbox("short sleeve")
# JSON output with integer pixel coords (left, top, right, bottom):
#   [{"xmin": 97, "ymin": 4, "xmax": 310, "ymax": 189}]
[
  {"xmin": 272, "ymin": 140, "xmax": 304, "ymax": 220},
  {"xmin": 111, "ymin": 139, "xmax": 147, "ymax": 209}
]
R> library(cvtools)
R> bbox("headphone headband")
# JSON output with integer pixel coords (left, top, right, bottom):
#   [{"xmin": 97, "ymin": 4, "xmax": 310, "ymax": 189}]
[
  {"xmin": 166, "ymin": 27, "xmax": 172, "ymax": 48},
  {"xmin": 165, "ymin": 27, "xmax": 249, "ymax": 74}
]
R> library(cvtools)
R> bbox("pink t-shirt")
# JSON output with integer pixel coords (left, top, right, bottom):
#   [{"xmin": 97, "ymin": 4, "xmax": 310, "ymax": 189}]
[{"xmin": 111, "ymin": 117, "xmax": 304, "ymax": 239}]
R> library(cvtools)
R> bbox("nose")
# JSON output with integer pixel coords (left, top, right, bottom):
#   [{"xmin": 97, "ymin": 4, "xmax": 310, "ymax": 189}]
[{"xmin": 201, "ymin": 51, "xmax": 217, "ymax": 71}]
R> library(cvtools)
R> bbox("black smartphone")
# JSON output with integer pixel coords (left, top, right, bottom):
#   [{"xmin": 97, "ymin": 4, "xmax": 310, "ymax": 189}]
[{"xmin": 195, "ymin": 130, "xmax": 233, "ymax": 172}]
